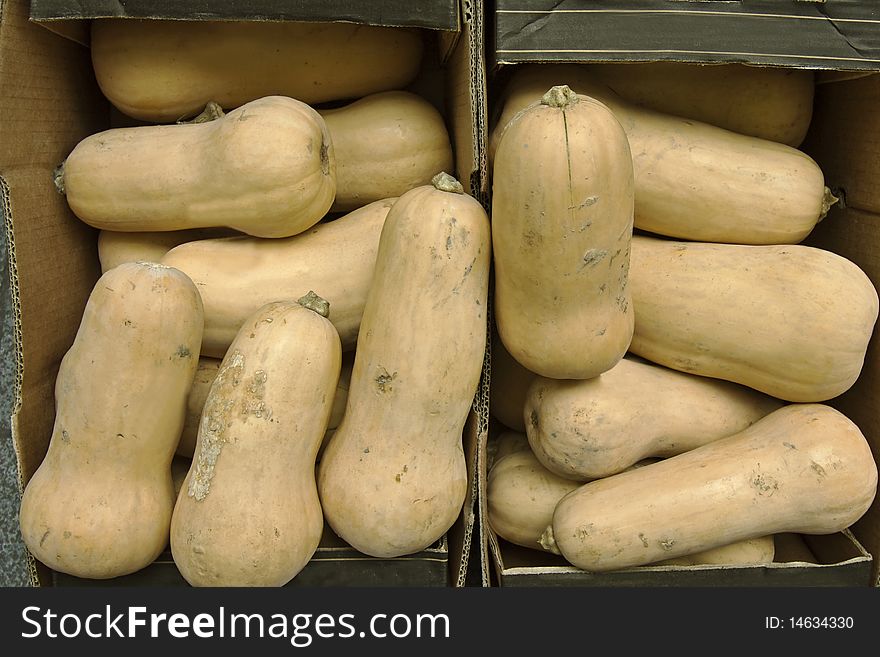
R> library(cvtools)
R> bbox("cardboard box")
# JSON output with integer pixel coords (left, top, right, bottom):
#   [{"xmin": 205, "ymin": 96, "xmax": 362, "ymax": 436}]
[
  {"xmin": 1, "ymin": 0, "xmax": 489, "ymax": 587},
  {"xmin": 481, "ymin": 0, "xmax": 880, "ymax": 587}
]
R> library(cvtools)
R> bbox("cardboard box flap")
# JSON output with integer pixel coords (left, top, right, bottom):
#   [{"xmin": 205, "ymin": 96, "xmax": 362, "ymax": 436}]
[
  {"xmin": 494, "ymin": 0, "xmax": 880, "ymax": 71},
  {"xmin": 30, "ymin": 0, "xmax": 461, "ymax": 31}
]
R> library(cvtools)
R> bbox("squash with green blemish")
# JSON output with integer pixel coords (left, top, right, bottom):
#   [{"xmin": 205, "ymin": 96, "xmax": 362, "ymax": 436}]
[{"xmin": 170, "ymin": 294, "xmax": 341, "ymax": 587}]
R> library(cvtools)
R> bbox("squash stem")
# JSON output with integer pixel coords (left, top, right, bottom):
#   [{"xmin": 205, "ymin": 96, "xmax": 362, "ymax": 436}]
[
  {"xmin": 541, "ymin": 85, "xmax": 579, "ymax": 109},
  {"xmin": 297, "ymin": 290, "xmax": 330, "ymax": 318},
  {"xmin": 432, "ymin": 172, "xmax": 464, "ymax": 194},
  {"xmin": 819, "ymin": 186, "xmax": 839, "ymax": 221}
]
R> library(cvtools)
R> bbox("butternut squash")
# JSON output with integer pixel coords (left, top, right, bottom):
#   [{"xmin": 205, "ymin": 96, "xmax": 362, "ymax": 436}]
[
  {"xmin": 543, "ymin": 404, "xmax": 878, "ymax": 572},
  {"xmin": 319, "ymin": 91, "xmax": 454, "ymax": 213},
  {"xmin": 525, "ymin": 357, "xmax": 782, "ymax": 481},
  {"xmin": 58, "ymin": 96, "xmax": 336, "ymax": 238},
  {"xmin": 19, "ymin": 262, "xmax": 204, "ymax": 579},
  {"xmin": 176, "ymin": 354, "xmax": 354, "ymax": 459},
  {"xmin": 586, "ymin": 62, "xmax": 814, "ymax": 146},
  {"xmin": 492, "ymin": 85, "xmax": 634, "ymax": 380},
  {"xmin": 99, "ymin": 228, "xmax": 239, "ymax": 274},
  {"xmin": 170, "ymin": 294, "xmax": 341, "ymax": 587},
  {"xmin": 655, "ymin": 537, "xmax": 775, "ymax": 567},
  {"xmin": 90, "ymin": 19, "xmax": 424, "ymax": 122},
  {"xmin": 489, "ymin": 333, "xmax": 537, "ymax": 432},
  {"xmin": 490, "ymin": 65, "xmax": 832, "ymax": 245},
  {"xmin": 629, "ymin": 235, "xmax": 879, "ymax": 402},
  {"xmin": 488, "ymin": 430, "xmax": 531, "ymax": 470},
  {"xmin": 488, "ymin": 449, "xmax": 773, "ymax": 566},
  {"xmin": 161, "ymin": 198, "xmax": 396, "ymax": 358},
  {"xmin": 317, "ymin": 173, "xmax": 490, "ymax": 558}
]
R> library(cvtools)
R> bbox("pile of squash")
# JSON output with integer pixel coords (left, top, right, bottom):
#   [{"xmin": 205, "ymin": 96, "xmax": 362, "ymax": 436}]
[
  {"xmin": 19, "ymin": 19, "xmax": 490, "ymax": 586},
  {"xmin": 487, "ymin": 63, "xmax": 879, "ymax": 572}
]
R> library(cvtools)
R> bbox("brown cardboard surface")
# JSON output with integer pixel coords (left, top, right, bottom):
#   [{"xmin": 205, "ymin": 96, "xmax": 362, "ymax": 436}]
[
  {"xmin": 4, "ymin": 0, "xmax": 488, "ymax": 587},
  {"xmin": 803, "ymin": 72, "xmax": 880, "ymax": 216}
]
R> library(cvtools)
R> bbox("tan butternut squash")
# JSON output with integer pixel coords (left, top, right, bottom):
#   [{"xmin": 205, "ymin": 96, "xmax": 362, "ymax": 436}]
[
  {"xmin": 90, "ymin": 19, "xmax": 425, "ymax": 122},
  {"xmin": 492, "ymin": 85, "xmax": 634, "ymax": 380},
  {"xmin": 98, "ymin": 228, "xmax": 239, "ymax": 274},
  {"xmin": 525, "ymin": 357, "xmax": 782, "ymax": 481},
  {"xmin": 488, "ymin": 449, "xmax": 773, "ymax": 566},
  {"xmin": 59, "ymin": 96, "xmax": 336, "ymax": 238},
  {"xmin": 19, "ymin": 262, "xmax": 204, "ymax": 579},
  {"xmin": 317, "ymin": 173, "xmax": 490, "ymax": 558},
  {"xmin": 488, "ymin": 450, "xmax": 580, "ymax": 551},
  {"xmin": 176, "ymin": 354, "xmax": 354, "ymax": 459},
  {"xmin": 490, "ymin": 65, "xmax": 832, "ymax": 245},
  {"xmin": 319, "ymin": 91, "xmax": 454, "ymax": 213},
  {"xmin": 161, "ymin": 198, "xmax": 396, "ymax": 358},
  {"xmin": 171, "ymin": 456, "xmax": 191, "ymax": 500},
  {"xmin": 170, "ymin": 294, "xmax": 341, "ymax": 587},
  {"xmin": 543, "ymin": 404, "xmax": 878, "ymax": 572},
  {"xmin": 489, "ymin": 333, "xmax": 538, "ymax": 432},
  {"xmin": 655, "ymin": 537, "xmax": 774, "ymax": 567},
  {"xmin": 586, "ymin": 62, "xmax": 814, "ymax": 146},
  {"xmin": 629, "ymin": 235, "xmax": 879, "ymax": 402}
]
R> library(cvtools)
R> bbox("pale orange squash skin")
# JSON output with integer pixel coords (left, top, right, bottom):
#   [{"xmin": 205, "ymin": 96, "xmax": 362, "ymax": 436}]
[
  {"xmin": 490, "ymin": 65, "xmax": 829, "ymax": 245},
  {"xmin": 61, "ymin": 96, "xmax": 336, "ymax": 238},
  {"xmin": 161, "ymin": 198, "xmax": 396, "ymax": 358},
  {"xmin": 171, "ymin": 299, "xmax": 341, "ymax": 587},
  {"xmin": 492, "ymin": 86, "xmax": 634, "ymax": 380},
  {"xmin": 546, "ymin": 404, "xmax": 878, "ymax": 572},
  {"xmin": 98, "ymin": 228, "xmax": 239, "ymax": 274},
  {"xmin": 320, "ymin": 91, "xmax": 454, "ymax": 213},
  {"xmin": 629, "ymin": 236, "xmax": 879, "ymax": 402},
  {"xmin": 19, "ymin": 262, "xmax": 204, "ymax": 579},
  {"xmin": 91, "ymin": 19, "xmax": 425, "ymax": 122},
  {"xmin": 317, "ymin": 175, "xmax": 490, "ymax": 558},
  {"xmin": 488, "ymin": 449, "xmax": 774, "ymax": 566},
  {"xmin": 525, "ymin": 357, "xmax": 782, "ymax": 481},
  {"xmin": 176, "ymin": 355, "xmax": 354, "ymax": 459}
]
